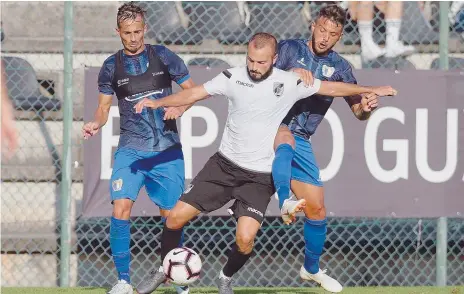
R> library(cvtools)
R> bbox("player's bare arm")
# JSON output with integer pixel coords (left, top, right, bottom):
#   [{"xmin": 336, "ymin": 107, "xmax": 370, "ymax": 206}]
[
  {"xmin": 317, "ymin": 81, "xmax": 397, "ymax": 98},
  {"xmin": 163, "ymin": 77, "xmax": 196, "ymax": 120},
  {"xmin": 134, "ymin": 85, "xmax": 209, "ymax": 114},
  {"xmin": 82, "ymin": 93, "xmax": 112, "ymax": 139}
]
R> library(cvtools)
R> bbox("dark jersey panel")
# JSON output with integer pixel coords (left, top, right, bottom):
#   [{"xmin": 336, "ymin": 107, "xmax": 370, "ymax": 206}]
[
  {"xmin": 97, "ymin": 45, "xmax": 190, "ymax": 152},
  {"xmin": 276, "ymin": 39, "xmax": 360, "ymax": 139}
]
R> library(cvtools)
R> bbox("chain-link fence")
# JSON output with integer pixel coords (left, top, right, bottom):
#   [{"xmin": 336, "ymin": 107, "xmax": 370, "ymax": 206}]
[{"xmin": 1, "ymin": 1, "xmax": 463, "ymax": 289}]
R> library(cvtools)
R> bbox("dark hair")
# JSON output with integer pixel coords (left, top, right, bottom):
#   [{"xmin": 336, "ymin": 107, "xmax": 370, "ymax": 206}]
[
  {"xmin": 317, "ymin": 4, "xmax": 346, "ymax": 27},
  {"xmin": 249, "ymin": 32, "xmax": 278, "ymax": 54},
  {"xmin": 117, "ymin": 2, "xmax": 146, "ymax": 27}
]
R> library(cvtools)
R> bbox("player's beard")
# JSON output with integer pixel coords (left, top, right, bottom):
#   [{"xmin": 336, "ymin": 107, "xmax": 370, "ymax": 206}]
[
  {"xmin": 124, "ymin": 43, "xmax": 143, "ymax": 54},
  {"xmin": 247, "ymin": 66, "xmax": 273, "ymax": 82},
  {"xmin": 311, "ymin": 34, "xmax": 334, "ymax": 56}
]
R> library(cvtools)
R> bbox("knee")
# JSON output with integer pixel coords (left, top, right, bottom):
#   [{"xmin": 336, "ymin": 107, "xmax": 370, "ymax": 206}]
[
  {"xmin": 165, "ymin": 210, "xmax": 186, "ymax": 230},
  {"xmin": 236, "ymin": 232, "xmax": 255, "ymax": 254},
  {"xmin": 304, "ymin": 202, "xmax": 326, "ymax": 220},
  {"xmin": 113, "ymin": 200, "xmax": 132, "ymax": 219},
  {"xmin": 274, "ymin": 126, "xmax": 295, "ymax": 150}
]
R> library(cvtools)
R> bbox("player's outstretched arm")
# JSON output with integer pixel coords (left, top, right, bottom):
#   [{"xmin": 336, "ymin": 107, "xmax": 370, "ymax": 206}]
[
  {"xmin": 163, "ymin": 77, "xmax": 197, "ymax": 120},
  {"xmin": 318, "ymin": 81, "xmax": 397, "ymax": 98},
  {"xmin": 82, "ymin": 93, "xmax": 112, "ymax": 139},
  {"xmin": 134, "ymin": 85, "xmax": 209, "ymax": 114}
]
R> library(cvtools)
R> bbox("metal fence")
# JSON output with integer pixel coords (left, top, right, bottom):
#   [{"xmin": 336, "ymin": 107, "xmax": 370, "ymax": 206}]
[{"xmin": 1, "ymin": 1, "xmax": 463, "ymax": 289}]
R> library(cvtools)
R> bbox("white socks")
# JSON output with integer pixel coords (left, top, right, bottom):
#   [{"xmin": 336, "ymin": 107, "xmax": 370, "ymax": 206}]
[
  {"xmin": 358, "ymin": 20, "xmax": 384, "ymax": 61},
  {"xmin": 385, "ymin": 19, "xmax": 401, "ymax": 49}
]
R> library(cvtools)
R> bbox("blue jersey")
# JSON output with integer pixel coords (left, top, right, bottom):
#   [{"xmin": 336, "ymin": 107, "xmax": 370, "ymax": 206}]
[
  {"xmin": 275, "ymin": 39, "xmax": 360, "ymax": 139},
  {"xmin": 98, "ymin": 45, "xmax": 190, "ymax": 152}
]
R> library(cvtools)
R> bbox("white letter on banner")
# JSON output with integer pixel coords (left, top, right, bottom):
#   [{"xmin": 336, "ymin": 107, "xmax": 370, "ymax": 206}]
[
  {"xmin": 180, "ymin": 106, "xmax": 219, "ymax": 179},
  {"xmin": 320, "ymin": 108, "xmax": 344, "ymax": 181},
  {"xmin": 365, "ymin": 107, "xmax": 408, "ymax": 183},
  {"xmin": 100, "ymin": 106, "xmax": 120, "ymax": 180},
  {"xmin": 416, "ymin": 108, "xmax": 458, "ymax": 183}
]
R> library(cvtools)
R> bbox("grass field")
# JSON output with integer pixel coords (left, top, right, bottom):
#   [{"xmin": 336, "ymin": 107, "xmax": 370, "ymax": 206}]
[{"xmin": 2, "ymin": 287, "xmax": 463, "ymax": 294}]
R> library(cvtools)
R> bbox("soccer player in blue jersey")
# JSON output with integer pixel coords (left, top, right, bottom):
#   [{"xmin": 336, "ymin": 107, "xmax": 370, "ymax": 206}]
[
  {"xmin": 82, "ymin": 3, "xmax": 194, "ymax": 294},
  {"xmin": 272, "ymin": 5, "xmax": 383, "ymax": 292}
]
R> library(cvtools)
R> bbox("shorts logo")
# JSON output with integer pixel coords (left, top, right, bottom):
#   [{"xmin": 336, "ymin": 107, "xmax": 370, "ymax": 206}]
[
  {"xmin": 184, "ymin": 184, "xmax": 194, "ymax": 194},
  {"xmin": 112, "ymin": 179, "xmax": 123, "ymax": 192},
  {"xmin": 273, "ymin": 82, "xmax": 284, "ymax": 97},
  {"xmin": 247, "ymin": 207, "xmax": 264, "ymax": 218}
]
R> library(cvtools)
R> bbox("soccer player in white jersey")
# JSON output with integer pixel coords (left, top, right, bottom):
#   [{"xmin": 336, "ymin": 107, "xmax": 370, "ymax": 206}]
[{"xmin": 134, "ymin": 32, "xmax": 396, "ymax": 294}]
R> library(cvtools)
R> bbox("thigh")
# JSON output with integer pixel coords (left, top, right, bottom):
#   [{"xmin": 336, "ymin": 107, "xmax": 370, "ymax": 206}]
[
  {"xmin": 274, "ymin": 125, "xmax": 295, "ymax": 150},
  {"xmin": 110, "ymin": 148, "xmax": 145, "ymax": 202},
  {"xmin": 291, "ymin": 135, "xmax": 323, "ymax": 187},
  {"xmin": 236, "ymin": 215, "xmax": 261, "ymax": 241},
  {"xmin": 166, "ymin": 200, "xmax": 202, "ymax": 229},
  {"xmin": 145, "ymin": 148, "xmax": 185, "ymax": 210},
  {"xmin": 232, "ymin": 173, "xmax": 275, "ymax": 224},
  {"xmin": 180, "ymin": 153, "xmax": 235, "ymax": 213},
  {"xmin": 291, "ymin": 179, "xmax": 325, "ymax": 215}
]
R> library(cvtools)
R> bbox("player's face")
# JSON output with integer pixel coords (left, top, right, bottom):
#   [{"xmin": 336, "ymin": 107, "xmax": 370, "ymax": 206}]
[
  {"xmin": 310, "ymin": 17, "xmax": 343, "ymax": 55},
  {"xmin": 117, "ymin": 15, "xmax": 147, "ymax": 55},
  {"xmin": 246, "ymin": 45, "xmax": 277, "ymax": 82}
]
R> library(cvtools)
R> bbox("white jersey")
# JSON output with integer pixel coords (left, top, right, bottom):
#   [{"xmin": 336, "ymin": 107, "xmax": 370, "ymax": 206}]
[{"xmin": 203, "ymin": 66, "xmax": 321, "ymax": 172}]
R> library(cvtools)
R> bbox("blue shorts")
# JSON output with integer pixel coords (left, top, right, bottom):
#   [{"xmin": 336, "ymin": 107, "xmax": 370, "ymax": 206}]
[
  {"xmin": 291, "ymin": 135, "xmax": 323, "ymax": 187},
  {"xmin": 110, "ymin": 146, "xmax": 185, "ymax": 210}
]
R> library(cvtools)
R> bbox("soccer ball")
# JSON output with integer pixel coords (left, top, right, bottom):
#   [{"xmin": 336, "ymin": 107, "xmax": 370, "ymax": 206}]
[{"xmin": 163, "ymin": 247, "xmax": 202, "ymax": 286}]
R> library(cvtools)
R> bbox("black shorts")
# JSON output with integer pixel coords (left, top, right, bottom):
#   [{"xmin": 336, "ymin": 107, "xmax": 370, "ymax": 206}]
[{"xmin": 180, "ymin": 152, "xmax": 275, "ymax": 223}]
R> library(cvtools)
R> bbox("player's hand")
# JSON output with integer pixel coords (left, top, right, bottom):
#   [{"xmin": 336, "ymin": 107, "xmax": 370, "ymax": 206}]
[
  {"xmin": 163, "ymin": 106, "xmax": 184, "ymax": 120},
  {"xmin": 134, "ymin": 98, "xmax": 160, "ymax": 114},
  {"xmin": 82, "ymin": 121, "xmax": 100, "ymax": 139},
  {"xmin": 360, "ymin": 92, "xmax": 379, "ymax": 112},
  {"xmin": 292, "ymin": 68, "xmax": 314, "ymax": 86},
  {"xmin": 371, "ymin": 86, "xmax": 397, "ymax": 97}
]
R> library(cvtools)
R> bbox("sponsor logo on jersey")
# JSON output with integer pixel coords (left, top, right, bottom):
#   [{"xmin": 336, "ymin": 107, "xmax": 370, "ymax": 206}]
[
  {"xmin": 123, "ymin": 89, "xmax": 164, "ymax": 102},
  {"xmin": 322, "ymin": 65, "xmax": 335, "ymax": 78},
  {"xmin": 236, "ymin": 80, "xmax": 254, "ymax": 88},
  {"xmin": 273, "ymin": 82, "xmax": 284, "ymax": 97},
  {"xmin": 117, "ymin": 78, "xmax": 129, "ymax": 87}
]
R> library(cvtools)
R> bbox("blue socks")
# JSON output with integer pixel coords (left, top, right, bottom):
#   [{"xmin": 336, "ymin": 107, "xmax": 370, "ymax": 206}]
[
  {"xmin": 303, "ymin": 217, "xmax": 327, "ymax": 274},
  {"xmin": 110, "ymin": 217, "xmax": 131, "ymax": 283},
  {"xmin": 109, "ymin": 216, "xmax": 185, "ymax": 285},
  {"xmin": 272, "ymin": 143, "xmax": 295, "ymax": 209},
  {"xmin": 273, "ymin": 142, "xmax": 327, "ymax": 274}
]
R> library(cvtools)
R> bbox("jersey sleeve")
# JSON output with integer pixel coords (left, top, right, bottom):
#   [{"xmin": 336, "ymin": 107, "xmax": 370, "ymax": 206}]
[
  {"xmin": 155, "ymin": 45, "xmax": 191, "ymax": 85},
  {"xmin": 275, "ymin": 40, "xmax": 299, "ymax": 71},
  {"xmin": 97, "ymin": 55, "xmax": 116, "ymax": 95},
  {"xmin": 203, "ymin": 70, "xmax": 231, "ymax": 97},
  {"xmin": 295, "ymin": 78, "xmax": 322, "ymax": 101}
]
